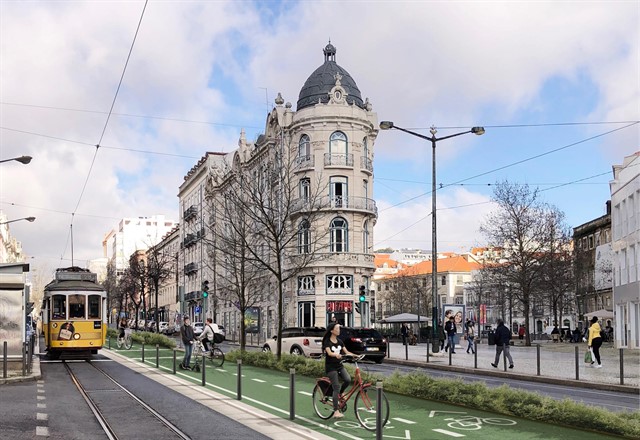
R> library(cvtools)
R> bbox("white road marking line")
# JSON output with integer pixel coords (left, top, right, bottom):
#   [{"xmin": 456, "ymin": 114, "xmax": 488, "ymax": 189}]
[
  {"xmin": 298, "ymin": 391, "xmax": 312, "ymax": 396},
  {"xmin": 37, "ymin": 383, "xmax": 44, "ymax": 387},
  {"xmin": 37, "ymin": 403, "xmax": 46, "ymax": 409},
  {"xmin": 37, "ymin": 396, "xmax": 46, "ymax": 401},
  {"xmin": 37, "ymin": 380, "xmax": 44, "ymax": 384},
  {"xmin": 36, "ymin": 426, "xmax": 49, "ymax": 436},
  {"xmin": 433, "ymin": 429, "xmax": 465, "ymax": 437},
  {"xmin": 37, "ymin": 389, "xmax": 45, "ymax": 393},
  {"xmin": 392, "ymin": 417, "xmax": 416, "ymax": 424},
  {"xmin": 37, "ymin": 413, "xmax": 48, "ymax": 421},
  {"xmin": 232, "ymin": 374, "xmax": 246, "ymax": 377},
  {"xmin": 215, "ymin": 368, "xmax": 226, "ymax": 372},
  {"xmin": 274, "ymin": 384, "xmax": 288, "ymax": 389},
  {"xmin": 252, "ymin": 378, "xmax": 266, "ymax": 383}
]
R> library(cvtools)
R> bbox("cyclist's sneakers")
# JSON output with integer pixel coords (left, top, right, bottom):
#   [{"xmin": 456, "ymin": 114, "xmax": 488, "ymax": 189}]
[{"xmin": 333, "ymin": 411, "xmax": 344, "ymax": 419}]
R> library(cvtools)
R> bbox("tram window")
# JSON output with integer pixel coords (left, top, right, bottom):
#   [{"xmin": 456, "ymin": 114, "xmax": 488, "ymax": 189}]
[
  {"xmin": 52, "ymin": 295, "xmax": 67, "ymax": 320},
  {"xmin": 88, "ymin": 295, "xmax": 101, "ymax": 319},
  {"xmin": 69, "ymin": 294, "xmax": 86, "ymax": 319}
]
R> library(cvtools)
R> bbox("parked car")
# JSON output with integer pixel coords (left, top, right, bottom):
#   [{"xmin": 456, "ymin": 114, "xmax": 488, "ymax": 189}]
[
  {"xmin": 158, "ymin": 321, "xmax": 169, "ymax": 334},
  {"xmin": 262, "ymin": 327, "xmax": 326, "ymax": 357},
  {"xmin": 339, "ymin": 327, "xmax": 387, "ymax": 363},
  {"xmin": 193, "ymin": 322, "xmax": 204, "ymax": 336}
]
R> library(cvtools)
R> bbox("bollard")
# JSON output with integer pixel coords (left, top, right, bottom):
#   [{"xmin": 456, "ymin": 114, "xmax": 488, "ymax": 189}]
[
  {"xmin": 22, "ymin": 342, "xmax": 26, "ymax": 376},
  {"xmin": 426, "ymin": 340, "xmax": 430, "ymax": 363},
  {"xmin": 156, "ymin": 344, "xmax": 160, "ymax": 369},
  {"xmin": 386, "ymin": 339, "xmax": 390, "ymax": 358},
  {"xmin": 474, "ymin": 341, "xmax": 477, "ymax": 369},
  {"xmin": 142, "ymin": 343, "xmax": 145, "ymax": 363},
  {"xmin": 575, "ymin": 346, "xmax": 579, "ymax": 381},
  {"xmin": 172, "ymin": 349, "xmax": 176, "ymax": 375},
  {"xmin": 620, "ymin": 348, "xmax": 624, "ymax": 385},
  {"xmin": 405, "ymin": 342, "xmax": 408, "ymax": 360},
  {"xmin": 108, "ymin": 336, "xmax": 111, "ymax": 350},
  {"xmin": 375, "ymin": 381, "xmax": 383, "ymax": 440},
  {"xmin": 502, "ymin": 344, "xmax": 507, "ymax": 371},
  {"xmin": 448, "ymin": 346, "xmax": 452, "ymax": 366},
  {"xmin": 236, "ymin": 359, "xmax": 242, "ymax": 400},
  {"xmin": 201, "ymin": 353, "xmax": 206, "ymax": 386},
  {"xmin": 289, "ymin": 368, "xmax": 295, "ymax": 420},
  {"xmin": 27, "ymin": 337, "xmax": 33, "ymax": 374},
  {"xmin": 536, "ymin": 345, "xmax": 541, "ymax": 376},
  {"xmin": 3, "ymin": 341, "xmax": 7, "ymax": 379}
]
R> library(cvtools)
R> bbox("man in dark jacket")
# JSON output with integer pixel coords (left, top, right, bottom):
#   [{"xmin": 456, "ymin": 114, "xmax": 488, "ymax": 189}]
[
  {"xmin": 180, "ymin": 316, "xmax": 196, "ymax": 369},
  {"xmin": 444, "ymin": 316, "xmax": 457, "ymax": 353},
  {"xmin": 401, "ymin": 323, "xmax": 409, "ymax": 346},
  {"xmin": 491, "ymin": 319, "xmax": 514, "ymax": 369}
]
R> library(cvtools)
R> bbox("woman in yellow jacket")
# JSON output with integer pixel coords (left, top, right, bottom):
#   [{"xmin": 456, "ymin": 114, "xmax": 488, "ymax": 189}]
[{"xmin": 587, "ymin": 316, "xmax": 603, "ymax": 368}]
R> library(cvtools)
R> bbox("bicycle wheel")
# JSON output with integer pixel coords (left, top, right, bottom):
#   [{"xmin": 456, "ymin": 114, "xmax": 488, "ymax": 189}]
[
  {"xmin": 116, "ymin": 337, "xmax": 123, "ymax": 349},
  {"xmin": 312, "ymin": 383, "xmax": 335, "ymax": 420},
  {"xmin": 208, "ymin": 347, "xmax": 224, "ymax": 368},
  {"xmin": 354, "ymin": 385, "xmax": 389, "ymax": 431},
  {"xmin": 124, "ymin": 335, "xmax": 132, "ymax": 349}
]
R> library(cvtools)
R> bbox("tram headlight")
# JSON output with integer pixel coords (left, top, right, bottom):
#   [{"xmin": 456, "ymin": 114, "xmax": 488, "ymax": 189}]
[{"xmin": 73, "ymin": 333, "xmax": 81, "ymax": 340}]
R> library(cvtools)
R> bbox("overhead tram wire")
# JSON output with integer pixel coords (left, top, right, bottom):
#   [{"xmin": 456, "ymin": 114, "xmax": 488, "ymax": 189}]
[
  {"xmin": 0, "ymin": 201, "xmax": 122, "ymax": 221},
  {"xmin": 379, "ymin": 121, "xmax": 638, "ymax": 212},
  {"xmin": 60, "ymin": 0, "xmax": 148, "ymax": 265}
]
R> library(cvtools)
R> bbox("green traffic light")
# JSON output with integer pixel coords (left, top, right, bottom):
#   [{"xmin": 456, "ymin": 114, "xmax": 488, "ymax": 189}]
[{"xmin": 359, "ymin": 295, "xmax": 366, "ymax": 302}]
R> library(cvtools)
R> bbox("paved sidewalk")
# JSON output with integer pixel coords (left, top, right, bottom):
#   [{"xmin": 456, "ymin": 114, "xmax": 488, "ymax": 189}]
[
  {"xmin": 385, "ymin": 340, "xmax": 639, "ymax": 391},
  {"xmin": 0, "ymin": 337, "xmax": 41, "ymax": 385}
]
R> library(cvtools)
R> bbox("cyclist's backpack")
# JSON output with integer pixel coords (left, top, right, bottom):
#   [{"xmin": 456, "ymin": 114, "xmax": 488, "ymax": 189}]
[
  {"xmin": 213, "ymin": 332, "xmax": 224, "ymax": 344},
  {"xmin": 318, "ymin": 378, "xmax": 333, "ymax": 397}
]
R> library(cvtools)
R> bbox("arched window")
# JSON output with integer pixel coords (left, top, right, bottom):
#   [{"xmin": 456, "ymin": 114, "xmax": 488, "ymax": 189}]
[
  {"xmin": 298, "ymin": 134, "xmax": 310, "ymax": 158},
  {"xmin": 329, "ymin": 131, "xmax": 347, "ymax": 155},
  {"xmin": 363, "ymin": 220, "xmax": 369, "ymax": 253},
  {"xmin": 363, "ymin": 136, "xmax": 368, "ymax": 158},
  {"xmin": 298, "ymin": 220, "xmax": 311, "ymax": 254},
  {"xmin": 330, "ymin": 217, "xmax": 348, "ymax": 252}
]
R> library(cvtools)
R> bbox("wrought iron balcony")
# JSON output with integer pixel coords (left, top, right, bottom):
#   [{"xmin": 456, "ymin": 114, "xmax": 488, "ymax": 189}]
[
  {"xmin": 183, "ymin": 205, "xmax": 197, "ymax": 221},
  {"xmin": 291, "ymin": 195, "xmax": 377, "ymax": 216},
  {"xmin": 294, "ymin": 154, "xmax": 315, "ymax": 171},
  {"xmin": 184, "ymin": 262, "xmax": 198, "ymax": 275},
  {"xmin": 324, "ymin": 153, "xmax": 354, "ymax": 167},
  {"xmin": 360, "ymin": 156, "xmax": 373, "ymax": 173}
]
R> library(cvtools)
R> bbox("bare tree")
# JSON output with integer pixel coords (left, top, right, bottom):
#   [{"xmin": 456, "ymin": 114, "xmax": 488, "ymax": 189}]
[
  {"xmin": 127, "ymin": 254, "xmax": 148, "ymax": 330},
  {"xmin": 146, "ymin": 244, "xmax": 174, "ymax": 333},
  {"xmin": 479, "ymin": 181, "xmax": 570, "ymax": 346},
  {"xmin": 102, "ymin": 260, "xmax": 119, "ymax": 324}
]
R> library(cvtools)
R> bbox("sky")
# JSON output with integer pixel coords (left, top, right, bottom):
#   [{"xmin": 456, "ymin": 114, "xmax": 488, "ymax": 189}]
[{"xmin": 1, "ymin": 0, "xmax": 638, "ymax": 272}]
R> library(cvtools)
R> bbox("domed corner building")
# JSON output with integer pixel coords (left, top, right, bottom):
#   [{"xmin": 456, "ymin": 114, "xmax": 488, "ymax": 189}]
[
  {"xmin": 280, "ymin": 41, "xmax": 379, "ymax": 329},
  {"xmin": 197, "ymin": 42, "xmax": 379, "ymax": 337}
]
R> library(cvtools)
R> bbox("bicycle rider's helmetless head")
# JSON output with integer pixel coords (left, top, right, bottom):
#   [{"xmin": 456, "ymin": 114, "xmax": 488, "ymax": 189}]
[{"xmin": 329, "ymin": 323, "xmax": 341, "ymax": 336}]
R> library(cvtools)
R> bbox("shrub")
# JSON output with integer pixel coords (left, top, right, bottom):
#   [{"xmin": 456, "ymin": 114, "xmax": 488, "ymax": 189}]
[{"xmin": 105, "ymin": 328, "xmax": 175, "ymax": 349}]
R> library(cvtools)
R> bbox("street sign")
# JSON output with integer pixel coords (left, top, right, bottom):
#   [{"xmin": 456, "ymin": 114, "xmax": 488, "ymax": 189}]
[{"xmin": 195, "ymin": 306, "xmax": 201, "ymax": 314}]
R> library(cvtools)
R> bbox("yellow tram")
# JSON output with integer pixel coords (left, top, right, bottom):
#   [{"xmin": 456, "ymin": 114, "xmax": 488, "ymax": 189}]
[{"xmin": 41, "ymin": 267, "xmax": 107, "ymax": 359}]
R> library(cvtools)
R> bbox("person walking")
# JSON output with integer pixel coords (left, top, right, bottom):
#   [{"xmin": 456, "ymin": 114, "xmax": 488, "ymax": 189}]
[
  {"xmin": 401, "ymin": 323, "xmax": 409, "ymax": 346},
  {"xmin": 444, "ymin": 316, "xmax": 456, "ymax": 353},
  {"xmin": 180, "ymin": 316, "xmax": 195, "ymax": 369},
  {"xmin": 438, "ymin": 321, "xmax": 446, "ymax": 351},
  {"xmin": 322, "ymin": 322, "xmax": 355, "ymax": 419},
  {"xmin": 466, "ymin": 321, "xmax": 476, "ymax": 354},
  {"xmin": 518, "ymin": 325, "xmax": 525, "ymax": 341},
  {"xmin": 587, "ymin": 316, "xmax": 603, "ymax": 368},
  {"xmin": 491, "ymin": 319, "xmax": 514, "ymax": 369}
]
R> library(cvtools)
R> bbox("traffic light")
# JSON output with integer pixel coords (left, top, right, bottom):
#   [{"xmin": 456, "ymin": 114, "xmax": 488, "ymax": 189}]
[
  {"xmin": 201, "ymin": 280, "xmax": 210, "ymax": 298},
  {"xmin": 358, "ymin": 285, "xmax": 366, "ymax": 302}
]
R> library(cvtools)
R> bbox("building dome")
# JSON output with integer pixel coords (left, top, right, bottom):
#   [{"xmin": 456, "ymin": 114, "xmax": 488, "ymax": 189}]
[{"xmin": 296, "ymin": 43, "xmax": 364, "ymax": 111}]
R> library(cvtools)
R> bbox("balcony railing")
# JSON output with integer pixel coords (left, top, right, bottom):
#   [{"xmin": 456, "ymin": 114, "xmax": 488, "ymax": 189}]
[
  {"xmin": 360, "ymin": 156, "xmax": 373, "ymax": 173},
  {"xmin": 324, "ymin": 153, "xmax": 354, "ymax": 167},
  {"xmin": 183, "ymin": 233, "xmax": 197, "ymax": 248},
  {"xmin": 183, "ymin": 205, "xmax": 197, "ymax": 221},
  {"xmin": 294, "ymin": 155, "xmax": 314, "ymax": 171},
  {"xmin": 290, "ymin": 196, "xmax": 377, "ymax": 216},
  {"xmin": 184, "ymin": 262, "xmax": 198, "ymax": 275}
]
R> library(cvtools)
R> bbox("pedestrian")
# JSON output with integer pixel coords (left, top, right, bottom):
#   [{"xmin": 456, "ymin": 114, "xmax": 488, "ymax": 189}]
[
  {"xmin": 322, "ymin": 322, "xmax": 355, "ymax": 419},
  {"xmin": 444, "ymin": 316, "xmax": 456, "ymax": 353},
  {"xmin": 438, "ymin": 321, "xmax": 446, "ymax": 351},
  {"xmin": 518, "ymin": 325, "xmax": 525, "ymax": 341},
  {"xmin": 198, "ymin": 317, "xmax": 219, "ymax": 352},
  {"xmin": 401, "ymin": 323, "xmax": 409, "ymax": 346},
  {"xmin": 180, "ymin": 316, "xmax": 195, "ymax": 369},
  {"xmin": 587, "ymin": 316, "xmax": 603, "ymax": 368},
  {"xmin": 466, "ymin": 321, "xmax": 475, "ymax": 354},
  {"xmin": 491, "ymin": 319, "xmax": 514, "ymax": 369}
]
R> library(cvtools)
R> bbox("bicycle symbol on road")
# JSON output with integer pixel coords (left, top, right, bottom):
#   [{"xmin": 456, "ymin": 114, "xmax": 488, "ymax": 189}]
[{"xmin": 430, "ymin": 410, "xmax": 517, "ymax": 431}]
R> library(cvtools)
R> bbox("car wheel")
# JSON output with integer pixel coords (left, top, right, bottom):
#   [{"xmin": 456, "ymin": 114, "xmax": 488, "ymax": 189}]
[
  {"xmin": 262, "ymin": 345, "xmax": 271, "ymax": 353},
  {"xmin": 374, "ymin": 357, "xmax": 384, "ymax": 364},
  {"xmin": 290, "ymin": 346, "xmax": 303, "ymax": 356}
]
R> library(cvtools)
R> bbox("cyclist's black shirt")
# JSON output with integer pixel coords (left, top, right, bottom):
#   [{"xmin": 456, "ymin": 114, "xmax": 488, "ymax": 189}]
[{"xmin": 323, "ymin": 338, "xmax": 344, "ymax": 372}]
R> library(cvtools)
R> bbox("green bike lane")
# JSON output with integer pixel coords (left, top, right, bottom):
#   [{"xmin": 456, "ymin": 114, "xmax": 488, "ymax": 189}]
[{"xmin": 106, "ymin": 345, "xmax": 617, "ymax": 440}]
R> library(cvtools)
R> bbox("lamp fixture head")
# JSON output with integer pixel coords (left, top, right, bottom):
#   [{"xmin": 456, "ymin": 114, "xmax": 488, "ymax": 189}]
[
  {"xmin": 471, "ymin": 127, "xmax": 485, "ymax": 135},
  {"xmin": 379, "ymin": 121, "xmax": 394, "ymax": 130}
]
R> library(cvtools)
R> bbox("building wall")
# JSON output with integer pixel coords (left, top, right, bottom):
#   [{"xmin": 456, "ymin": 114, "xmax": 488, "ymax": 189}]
[{"xmin": 610, "ymin": 152, "xmax": 640, "ymax": 349}]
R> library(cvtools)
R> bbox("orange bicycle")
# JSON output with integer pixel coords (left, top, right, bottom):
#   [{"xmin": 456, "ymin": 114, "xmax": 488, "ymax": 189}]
[{"xmin": 312, "ymin": 354, "xmax": 390, "ymax": 431}]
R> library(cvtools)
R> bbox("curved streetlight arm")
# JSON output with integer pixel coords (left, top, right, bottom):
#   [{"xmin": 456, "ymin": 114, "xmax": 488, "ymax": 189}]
[
  {"xmin": 0, "ymin": 216, "xmax": 36, "ymax": 225},
  {"xmin": 0, "ymin": 155, "xmax": 32, "ymax": 164},
  {"xmin": 379, "ymin": 121, "xmax": 484, "ymax": 143}
]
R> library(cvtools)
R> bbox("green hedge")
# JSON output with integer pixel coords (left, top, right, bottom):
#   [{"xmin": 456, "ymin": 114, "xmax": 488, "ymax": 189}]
[
  {"xmin": 106, "ymin": 328, "xmax": 176, "ymax": 349},
  {"xmin": 226, "ymin": 350, "xmax": 640, "ymax": 438}
]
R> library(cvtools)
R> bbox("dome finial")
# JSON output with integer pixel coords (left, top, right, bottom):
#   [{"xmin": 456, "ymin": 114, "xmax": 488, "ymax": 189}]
[{"xmin": 323, "ymin": 40, "xmax": 336, "ymax": 62}]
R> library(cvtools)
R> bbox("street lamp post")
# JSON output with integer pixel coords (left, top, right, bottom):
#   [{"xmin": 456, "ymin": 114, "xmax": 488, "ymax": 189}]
[
  {"xmin": 379, "ymin": 121, "xmax": 484, "ymax": 353},
  {"xmin": 0, "ymin": 156, "xmax": 32, "ymax": 165},
  {"xmin": 0, "ymin": 216, "xmax": 36, "ymax": 226}
]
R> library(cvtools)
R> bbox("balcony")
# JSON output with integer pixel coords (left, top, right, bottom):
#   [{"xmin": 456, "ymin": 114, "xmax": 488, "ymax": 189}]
[
  {"xmin": 291, "ymin": 196, "xmax": 377, "ymax": 216},
  {"xmin": 183, "ymin": 205, "xmax": 197, "ymax": 222},
  {"xmin": 294, "ymin": 155, "xmax": 315, "ymax": 172},
  {"xmin": 324, "ymin": 153, "xmax": 353, "ymax": 168},
  {"xmin": 184, "ymin": 262, "xmax": 198, "ymax": 275},
  {"xmin": 360, "ymin": 156, "xmax": 373, "ymax": 174},
  {"xmin": 291, "ymin": 252, "xmax": 375, "ymax": 269},
  {"xmin": 183, "ymin": 233, "xmax": 197, "ymax": 248}
]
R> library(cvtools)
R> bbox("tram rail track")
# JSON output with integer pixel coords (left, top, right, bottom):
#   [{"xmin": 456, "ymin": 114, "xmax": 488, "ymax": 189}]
[{"xmin": 63, "ymin": 360, "xmax": 191, "ymax": 440}]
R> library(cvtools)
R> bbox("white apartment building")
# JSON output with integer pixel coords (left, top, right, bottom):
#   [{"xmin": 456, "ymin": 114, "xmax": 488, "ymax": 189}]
[
  {"xmin": 389, "ymin": 249, "xmax": 431, "ymax": 266},
  {"xmin": 0, "ymin": 211, "xmax": 26, "ymax": 263},
  {"xmin": 610, "ymin": 151, "xmax": 640, "ymax": 349},
  {"xmin": 102, "ymin": 215, "xmax": 178, "ymax": 275},
  {"xmin": 147, "ymin": 226, "xmax": 181, "ymax": 324}
]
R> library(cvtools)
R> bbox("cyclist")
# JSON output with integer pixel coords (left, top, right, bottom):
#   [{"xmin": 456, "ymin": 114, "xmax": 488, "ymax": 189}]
[
  {"xmin": 118, "ymin": 318, "xmax": 127, "ymax": 340},
  {"xmin": 197, "ymin": 318, "xmax": 219, "ymax": 352},
  {"xmin": 180, "ymin": 316, "xmax": 195, "ymax": 369},
  {"xmin": 322, "ymin": 322, "xmax": 355, "ymax": 419}
]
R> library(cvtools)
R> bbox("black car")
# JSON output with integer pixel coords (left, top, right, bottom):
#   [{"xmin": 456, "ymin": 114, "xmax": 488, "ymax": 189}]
[{"xmin": 338, "ymin": 327, "xmax": 387, "ymax": 363}]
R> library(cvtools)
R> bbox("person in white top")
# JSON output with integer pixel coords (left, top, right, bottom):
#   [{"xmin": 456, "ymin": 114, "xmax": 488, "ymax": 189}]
[{"xmin": 197, "ymin": 318, "xmax": 219, "ymax": 352}]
